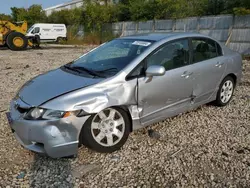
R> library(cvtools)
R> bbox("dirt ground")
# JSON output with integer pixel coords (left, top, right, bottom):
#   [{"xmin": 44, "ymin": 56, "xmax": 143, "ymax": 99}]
[{"xmin": 0, "ymin": 46, "xmax": 250, "ymax": 187}]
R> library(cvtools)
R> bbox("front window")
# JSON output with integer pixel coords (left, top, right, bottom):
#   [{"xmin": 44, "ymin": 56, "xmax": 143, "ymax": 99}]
[
  {"xmin": 146, "ymin": 39, "xmax": 190, "ymax": 71},
  {"xmin": 32, "ymin": 27, "xmax": 40, "ymax": 34},
  {"xmin": 27, "ymin": 26, "xmax": 34, "ymax": 33},
  {"xmin": 67, "ymin": 39, "xmax": 154, "ymax": 77}
]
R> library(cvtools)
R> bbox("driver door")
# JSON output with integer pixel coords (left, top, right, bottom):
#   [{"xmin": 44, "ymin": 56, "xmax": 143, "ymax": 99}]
[
  {"xmin": 138, "ymin": 38, "xmax": 194, "ymax": 125},
  {"xmin": 32, "ymin": 27, "xmax": 42, "ymax": 39}
]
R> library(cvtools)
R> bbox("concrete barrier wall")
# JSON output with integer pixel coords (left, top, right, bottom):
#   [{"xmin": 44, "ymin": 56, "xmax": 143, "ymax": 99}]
[{"xmin": 104, "ymin": 15, "xmax": 250, "ymax": 53}]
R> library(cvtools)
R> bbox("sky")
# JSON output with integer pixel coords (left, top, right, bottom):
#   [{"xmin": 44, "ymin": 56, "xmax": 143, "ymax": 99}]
[{"xmin": 0, "ymin": 0, "xmax": 69, "ymax": 15}]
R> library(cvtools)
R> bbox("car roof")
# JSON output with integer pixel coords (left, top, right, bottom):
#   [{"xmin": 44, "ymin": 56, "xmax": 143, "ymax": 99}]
[{"xmin": 121, "ymin": 32, "xmax": 209, "ymax": 42}]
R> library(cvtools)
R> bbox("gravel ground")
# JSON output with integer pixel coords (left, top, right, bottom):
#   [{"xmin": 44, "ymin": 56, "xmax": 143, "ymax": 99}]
[{"xmin": 0, "ymin": 46, "xmax": 249, "ymax": 188}]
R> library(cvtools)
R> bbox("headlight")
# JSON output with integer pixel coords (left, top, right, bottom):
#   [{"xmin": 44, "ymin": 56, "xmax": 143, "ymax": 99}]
[
  {"xmin": 25, "ymin": 108, "xmax": 66, "ymax": 120},
  {"xmin": 25, "ymin": 108, "xmax": 46, "ymax": 120},
  {"xmin": 24, "ymin": 108, "xmax": 85, "ymax": 120},
  {"xmin": 31, "ymin": 108, "xmax": 45, "ymax": 119}
]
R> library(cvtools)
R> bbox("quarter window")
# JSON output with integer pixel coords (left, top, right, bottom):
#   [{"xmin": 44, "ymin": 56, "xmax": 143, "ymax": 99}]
[
  {"xmin": 192, "ymin": 38, "xmax": 220, "ymax": 63},
  {"xmin": 146, "ymin": 39, "xmax": 190, "ymax": 71}
]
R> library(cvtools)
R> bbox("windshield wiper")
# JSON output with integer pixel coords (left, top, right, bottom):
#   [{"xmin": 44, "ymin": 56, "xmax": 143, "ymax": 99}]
[
  {"xmin": 72, "ymin": 66, "xmax": 105, "ymax": 78},
  {"xmin": 95, "ymin": 68, "xmax": 118, "ymax": 73},
  {"xmin": 63, "ymin": 64, "xmax": 81, "ymax": 73}
]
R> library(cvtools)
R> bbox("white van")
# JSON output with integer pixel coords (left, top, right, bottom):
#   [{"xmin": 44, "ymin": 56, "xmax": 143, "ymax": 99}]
[{"xmin": 26, "ymin": 24, "xmax": 67, "ymax": 43}]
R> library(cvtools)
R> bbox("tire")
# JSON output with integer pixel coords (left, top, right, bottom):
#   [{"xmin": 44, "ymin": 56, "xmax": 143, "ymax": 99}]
[
  {"xmin": 6, "ymin": 32, "xmax": 28, "ymax": 51},
  {"xmin": 57, "ymin": 37, "xmax": 65, "ymax": 44},
  {"xmin": 213, "ymin": 76, "xmax": 235, "ymax": 106},
  {"xmin": 79, "ymin": 107, "xmax": 131, "ymax": 153},
  {"xmin": 34, "ymin": 35, "xmax": 40, "ymax": 47}
]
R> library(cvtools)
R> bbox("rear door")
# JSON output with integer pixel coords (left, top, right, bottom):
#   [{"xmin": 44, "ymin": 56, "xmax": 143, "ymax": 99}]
[
  {"xmin": 137, "ymin": 38, "xmax": 194, "ymax": 125},
  {"xmin": 190, "ymin": 38, "xmax": 226, "ymax": 104}
]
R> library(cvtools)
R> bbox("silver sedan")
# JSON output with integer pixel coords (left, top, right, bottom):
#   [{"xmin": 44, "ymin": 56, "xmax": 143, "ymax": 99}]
[{"xmin": 7, "ymin": 33, "xmax": 242, "ymax": 158}]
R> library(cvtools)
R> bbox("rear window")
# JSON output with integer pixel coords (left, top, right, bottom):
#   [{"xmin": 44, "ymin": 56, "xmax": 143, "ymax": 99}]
[{"xmin": 192, "ymin": 38, "xmax": 221, "ymax": 63}]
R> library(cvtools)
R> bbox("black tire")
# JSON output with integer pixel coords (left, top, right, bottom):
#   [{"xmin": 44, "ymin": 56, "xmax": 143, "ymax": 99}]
[
  {"xmin": 213, "ymin": 76, "xmax": 235, "ymax": 107},
  {"xmin": 6, "ymin": 32, "xmax": 28, "ymax": 51},
  {"xmin": 79, "ymin": 107, "xmax": 131, "ymax": 153},
  {"xmin": 57, "ymin": 37, "xmax": 65, "ymax": 44},
  {"xmin": 34, "ymin": 35, "xmax": 40, "ymax": 47}
]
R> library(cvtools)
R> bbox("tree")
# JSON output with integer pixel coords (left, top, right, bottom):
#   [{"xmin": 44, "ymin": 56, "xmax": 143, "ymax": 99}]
[
  {"xmin": 10, "ymin": 7, "xmax": 20, "ymax": 21},
  {"xmin": 0, "ymin": 14, "xmax": 12, "ymax": 21},
  {"xmin": 10, "ymin": 5, "xmax": 46, "ymax": 26},
  {"xmin": 47, "ymin": 8, "xmax": 83, "ymax": 26},
  {"xmin": 203, "ymin": 0, "xmax": 250, "ymax": 15},
  {"xmin": 83, "ymin": 1, "xmax": 118, "ymax": 30},
  {"xmin": 128, "ymin": 0, "xmax": 159, "ymax": 21},
  {"xmin": 10, "ymin": 7, "xmax": 27, "ymax": 22},
  {"xmin": 26, "ymin": 5, "xmax": 47, "ymax": 25},
  {"xmin": 170, "ymin": 0, "xmax": 208, "ymax": 18},
  {"xmin": 127, "ymin": 0, "xmax": 208, "ymax": 20},
  {"xmin": 233, "ymin": 7, "xmax": 250, "ymax": 15},
  {"xmin": 5, "ymin": 0, "xmax": 250, "ymax": 32},
  {"xmin": 225, "ymin": 0, "xmax": 250, "ymax": 14},
  {"xmin": 116, "ymin": 3, "xmax": 131, "ymax": 21}
]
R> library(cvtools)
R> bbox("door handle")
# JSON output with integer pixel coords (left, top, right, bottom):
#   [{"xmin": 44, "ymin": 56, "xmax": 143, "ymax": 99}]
[
  {"xmin": 215, "ymin": 62, "xmax": 224, "ymax": 68},
  {"xmin": 181, "ymin": 71, "xmax": 193, "ymax": 79}
]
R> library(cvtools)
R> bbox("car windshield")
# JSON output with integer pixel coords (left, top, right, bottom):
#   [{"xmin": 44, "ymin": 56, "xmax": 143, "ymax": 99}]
[
  {"xmin": 68, "ymin": 39, "xmax": 154, "ymax": 77},
  {"xmin": 27, "ymin": 26, "xmax": 34, "ymax": 33}
]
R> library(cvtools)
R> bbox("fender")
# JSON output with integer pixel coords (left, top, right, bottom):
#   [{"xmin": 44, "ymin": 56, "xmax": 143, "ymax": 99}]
[{"xmin": 40, "ymin": 79, "xmax": 141, "ymax": 129}]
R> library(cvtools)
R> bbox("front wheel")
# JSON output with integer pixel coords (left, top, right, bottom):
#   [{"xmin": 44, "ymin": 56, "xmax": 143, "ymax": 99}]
[
  {"xmin": 6, "ymin": 32, "xmax": 28, "ymax": 51},
  {"xmin": 214, "ymin": 76, "xmax": 235, "ymax": 106},
  {"xmin": 80, "ymin": 107, "xmax": 131, "ymax": 153}
]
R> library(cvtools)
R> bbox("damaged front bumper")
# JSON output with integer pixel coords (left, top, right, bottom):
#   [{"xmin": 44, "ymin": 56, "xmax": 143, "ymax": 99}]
[{"xmin": 7, "ymin": 99, "xmax": 90, "ymax": 158}]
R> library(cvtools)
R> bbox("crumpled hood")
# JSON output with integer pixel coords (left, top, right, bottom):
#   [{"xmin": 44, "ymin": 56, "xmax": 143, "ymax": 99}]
[{"xmin": 18, "ymin": 68, "xmax": 103, "ymax": 106}]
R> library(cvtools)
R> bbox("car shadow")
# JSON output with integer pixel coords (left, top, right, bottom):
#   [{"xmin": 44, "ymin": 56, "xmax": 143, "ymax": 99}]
[
  {"xmin": 29, "ymin": 154, "xmax": 74, "ymax": 187},
  {"xmin": 0, "ymin": 46, "xmax": 9, "ymax": 50}
]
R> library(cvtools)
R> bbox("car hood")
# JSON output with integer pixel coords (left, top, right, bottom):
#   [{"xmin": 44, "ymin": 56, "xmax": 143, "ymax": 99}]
[{"xmin": 18, "ymin": 68, "xmax": 103, "ymax": 106}]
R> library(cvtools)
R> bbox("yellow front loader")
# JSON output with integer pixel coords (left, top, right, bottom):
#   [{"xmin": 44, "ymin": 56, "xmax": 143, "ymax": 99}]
[{"xmin": 0, "ymin": 21, "xmax": 40, "ymax": 51}]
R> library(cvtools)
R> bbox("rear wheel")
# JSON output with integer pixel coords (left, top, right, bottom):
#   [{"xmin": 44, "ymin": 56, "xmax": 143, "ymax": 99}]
[
  {"xmin": 6, "ymin": 32, "xmax": 28, "ymax": 51},
  {"xmin": 79, "ymin": 107, "xmax": 131, "ymax": 153},
  {"xmin": 57, "ymin": 37, "xmax": 66, "ymax": 44},
  {"xmin": 214, "ymin": 76, "xmax": 235, "ymax": 106}
]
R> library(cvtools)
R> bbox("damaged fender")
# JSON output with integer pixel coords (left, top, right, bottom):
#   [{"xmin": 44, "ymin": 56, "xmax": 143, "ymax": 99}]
[{"xmin": 41, "ymin": 77, "xmax": 143, "ymax": 130}]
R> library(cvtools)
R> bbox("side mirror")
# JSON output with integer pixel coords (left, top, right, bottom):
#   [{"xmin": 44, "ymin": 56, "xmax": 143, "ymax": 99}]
[{"xmin": 146, "ymin": 65, "xmax": 165, "ymax": 77}]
